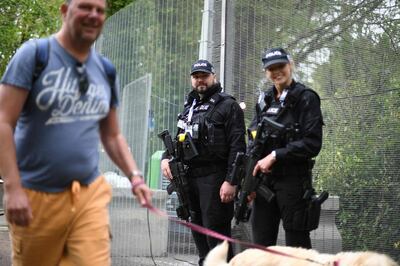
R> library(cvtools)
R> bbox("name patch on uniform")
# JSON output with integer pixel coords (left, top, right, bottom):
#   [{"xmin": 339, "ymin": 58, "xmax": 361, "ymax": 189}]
[
  {"xmin": 266, "ymin": 107, "xmax": 280, "ymax": 115},
  {"xmin": 198, "ymin": 105, "xmax": 210, "ymax": 111},
  {"xmin": 177, "ymin": 119, "xmax": 186, "ymax": 129}
]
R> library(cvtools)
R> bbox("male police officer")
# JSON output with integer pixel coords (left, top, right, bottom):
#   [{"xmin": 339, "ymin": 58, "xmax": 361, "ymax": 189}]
[{"xmin": 161, "ymin": 59, "xmax": 246, "ymax": 265}]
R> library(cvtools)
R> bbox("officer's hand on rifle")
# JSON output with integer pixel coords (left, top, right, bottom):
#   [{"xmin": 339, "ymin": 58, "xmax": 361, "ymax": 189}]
[
  {"xmin": 161, "ymin": 159, "xmax": 173, "ymax": 180},
  {"xmin": 220, "ymin": 181, "xmax": 236, "ymax": 203},
  {"xmin": 248, "ymin": 191, "xmax": 257, "ymax": 202},
  {"xmin": 252, "ymin": 152, "xmax": 277, "ymax": 176}
]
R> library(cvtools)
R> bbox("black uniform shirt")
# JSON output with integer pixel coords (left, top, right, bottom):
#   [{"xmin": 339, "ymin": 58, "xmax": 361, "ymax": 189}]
[
  {"xmin": 179, "ymin": 83, "xmax": 246, "ymax": 181},
  {"xmin": 251, "ymin": 80, "xmax": 324, "ymax": 162}
]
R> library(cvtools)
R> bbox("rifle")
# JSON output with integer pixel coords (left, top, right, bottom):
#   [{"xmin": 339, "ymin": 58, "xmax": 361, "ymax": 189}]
[
  {"xmin": 158, "ymin": 130, "xmax": 198, "ymax": 221},
  {"xmin": 231, "ymin": 117, "xmax": 286, "ymax": 224}
]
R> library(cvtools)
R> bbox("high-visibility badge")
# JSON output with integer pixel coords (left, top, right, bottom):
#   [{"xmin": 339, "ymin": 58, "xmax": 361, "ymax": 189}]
[
  {"xmin": 178, "ymin": 133, "xmax": 186, "ymax": 142},
  {"xmin": 251, "ymin": 130, "xmax": 257, "ymax": 140}
]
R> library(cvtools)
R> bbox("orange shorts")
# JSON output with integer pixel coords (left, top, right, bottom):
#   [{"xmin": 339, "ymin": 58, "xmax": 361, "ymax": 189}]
[{"xmin": 8, "ymin": 176, "xmax": 112, "ymax": 266}]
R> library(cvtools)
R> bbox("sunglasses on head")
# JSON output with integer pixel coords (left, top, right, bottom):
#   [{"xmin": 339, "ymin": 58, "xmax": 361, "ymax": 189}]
[{"xmin": 75, "ymin": 62, "xmax": 89, "ymax": 94}]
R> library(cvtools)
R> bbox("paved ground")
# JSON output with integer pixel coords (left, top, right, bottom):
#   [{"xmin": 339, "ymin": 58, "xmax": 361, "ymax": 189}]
[
  {"xmin": 0, "ymin": 214, "xmax": 196, "ymax": 266},
  {"xmin": 0, "ymin": 214, "xmax": 11, "ymax": 266}
]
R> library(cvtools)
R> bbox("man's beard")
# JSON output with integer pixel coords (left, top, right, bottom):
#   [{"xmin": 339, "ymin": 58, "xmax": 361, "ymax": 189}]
[{"xmin": 195, "ymin": 85, "xmax": 208, "ymax": 94}]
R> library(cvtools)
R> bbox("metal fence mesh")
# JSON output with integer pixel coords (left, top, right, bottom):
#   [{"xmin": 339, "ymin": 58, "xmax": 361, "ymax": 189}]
[
  {"xmin": 97, "ymin": 1, "xmax": 203, "ymax": 264},
  {"xmin": 223, "ymin": 0, "xmax": 400, "ymax": 262},
  {"xmin": 97, "ymin": 0, "xmax": 400, "ymax": 264}
]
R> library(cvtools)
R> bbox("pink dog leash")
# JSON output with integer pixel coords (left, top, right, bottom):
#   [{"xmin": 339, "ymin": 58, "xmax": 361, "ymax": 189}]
[{"xmin": 144, "ymin": 202, "xmax": 339, "ymax": 266}]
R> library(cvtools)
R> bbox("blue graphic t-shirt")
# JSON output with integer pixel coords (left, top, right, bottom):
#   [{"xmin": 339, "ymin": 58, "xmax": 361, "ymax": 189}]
[{"xmin": 1, "ymin": 37, "xmax": 119, "ymax": 192}]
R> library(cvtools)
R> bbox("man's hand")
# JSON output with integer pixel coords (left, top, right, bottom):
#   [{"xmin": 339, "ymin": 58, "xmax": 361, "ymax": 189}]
[
  {"xmin": 220, "ymin": 181, "xmax": 236, "ymax": 203},
  {"xmin": 4, "ymin": 184, "xmax": 33, "ymax": 227},
  {"xmin": 247, "ymin": 191, "xmax": 257, "ymax": 203},
  {"xmin": 161, "ymin": 159, "xmax": 173, "ymax": 180},
  {"xmin": 252, "ymin": 152, "xmax": 276, "ymax": 176},
  {"xmin": 131, "ymin": 177, "xmax": 152, "ymax": 207}
]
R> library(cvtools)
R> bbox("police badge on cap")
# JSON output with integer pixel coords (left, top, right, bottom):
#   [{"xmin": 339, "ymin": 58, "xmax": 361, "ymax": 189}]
[
  {"xmin": 262, "ymin": 48, "xmax": 290, "ymax": 70},
  {"xmin": 190, "ymin": 59, "xmax": 215, "ymax": 75}
]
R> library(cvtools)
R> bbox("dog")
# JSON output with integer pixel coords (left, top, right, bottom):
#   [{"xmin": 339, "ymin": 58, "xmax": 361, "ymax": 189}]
[{"xmin": 204, "ymin": 240, "xmax": 399, "ymax": 266}]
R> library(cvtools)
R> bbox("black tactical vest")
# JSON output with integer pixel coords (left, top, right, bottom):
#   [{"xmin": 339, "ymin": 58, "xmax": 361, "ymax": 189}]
[
  {"xmin": 180, "ymin": 91, "xmax": 234, "ymax": 162},
  {"xmin": 259, "ymin": 82, "xmax": 317, "ymax": 131},
  {"xmin": 258, "ymin": 82, "xmax": 318, "ymax": 177}
]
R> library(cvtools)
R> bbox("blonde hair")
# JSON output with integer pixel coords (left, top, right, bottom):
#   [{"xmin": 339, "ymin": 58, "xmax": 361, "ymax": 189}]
[{"xmin": 289, "ymin": 59, "xmax": 298, "ymax": 80}]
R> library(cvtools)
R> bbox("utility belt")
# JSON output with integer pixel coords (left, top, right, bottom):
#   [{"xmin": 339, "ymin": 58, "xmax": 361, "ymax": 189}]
[
  {"xmin": 188, "ymin": 164, "xmax": 225, "ymax": 178},
  {"xmin": 269, "ymin": 160, "xmax": 313, "ymax": 178}
]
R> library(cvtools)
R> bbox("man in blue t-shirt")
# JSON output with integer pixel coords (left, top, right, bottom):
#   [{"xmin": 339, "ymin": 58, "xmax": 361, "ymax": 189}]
[{"xmin": 0, "ymin": 0, "xmax": 152, "ymax": 265}]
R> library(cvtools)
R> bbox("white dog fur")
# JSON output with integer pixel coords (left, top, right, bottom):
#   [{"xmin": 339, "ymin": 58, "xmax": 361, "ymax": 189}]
[{"xmin": 204, "ymin": 240, "xmax": 399, "ymax": 266}]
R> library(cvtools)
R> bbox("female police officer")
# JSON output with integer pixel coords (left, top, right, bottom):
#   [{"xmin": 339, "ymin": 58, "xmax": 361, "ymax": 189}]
[{"xmin": 250, "ymin": 48, "xmax": 324, "ymax": 248}]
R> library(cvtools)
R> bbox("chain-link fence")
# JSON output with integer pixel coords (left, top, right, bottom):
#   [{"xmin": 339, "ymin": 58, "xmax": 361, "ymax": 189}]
[
  {"xmin": 222, "ymin": 0, "xmax": 400, "ymax": 262},
  {"xmin": 98, "ymin": 0, "xmax": 400, "ymax": 264},
  {"xmin": 97, "ymin": 1, "xmax": 203, "ymax": 264}
]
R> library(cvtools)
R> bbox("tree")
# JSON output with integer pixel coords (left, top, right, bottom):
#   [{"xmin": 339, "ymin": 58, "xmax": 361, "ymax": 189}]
[
  {"xmin": 227, "ymin": 0, "xmax": 399, "ymax": 259},
  {"xmin": 107, "ymin": 0, "xmax": 137, "ymax": 17},
  {"xmin": 0, "ymin": 0, "xmax": 137, "ymax": 75},
  {"xmin": 0, "ymin": 0, "xmax": 63, "ymax": 75}
]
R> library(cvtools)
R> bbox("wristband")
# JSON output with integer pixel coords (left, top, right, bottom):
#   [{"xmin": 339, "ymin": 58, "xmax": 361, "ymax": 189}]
[
  {"xmin": 128, "ymin": 170, "xmax": 143, "ymax": 179},
  {"xmin": 131, "ymin": 177, "xmax": 145, "ymax": 191}
]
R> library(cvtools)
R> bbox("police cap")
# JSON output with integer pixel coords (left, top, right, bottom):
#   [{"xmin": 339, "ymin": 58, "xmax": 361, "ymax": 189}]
[
  {"xmin": 262, "ymin": 48, "xmax": 290, "ymax": 70},
  {"xmin": 190, "ymin": 59, "xmax": 215, "ymax": 75}
]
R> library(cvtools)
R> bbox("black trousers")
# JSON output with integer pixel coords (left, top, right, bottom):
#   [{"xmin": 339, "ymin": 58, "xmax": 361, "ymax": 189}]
[
  {"xmin": 188, "ymin": 170, "xmax": 234, "ymax": 266},
  {"xmin": 251, "ymin": 181, "xmax": 312, "ymax": 249}
]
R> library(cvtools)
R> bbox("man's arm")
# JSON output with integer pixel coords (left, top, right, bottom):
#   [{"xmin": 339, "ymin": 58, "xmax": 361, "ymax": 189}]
[
  {"xmin": 99, "ymin": 108, "xmax": 152, "ymax": 206},
  {"xmin": 0, "ymin": 84, "xmax": 33, "ymax": 226},
  {"xmin": 225, "ymin": 101, "xmax": 247, "ymax": 176},
  {"xmin": 220, "ymin": 101, "xmax": 246, "ymax": 203}
]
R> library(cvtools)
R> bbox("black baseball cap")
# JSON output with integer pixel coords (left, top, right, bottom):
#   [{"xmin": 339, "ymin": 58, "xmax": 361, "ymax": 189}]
[
  {"xmin": 190, "ymin": 59, "xmax": 215, "ymax": 75},
  {"xmin": 262, "ymin": 48, "xmax": 290, "ymax": 69}
]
